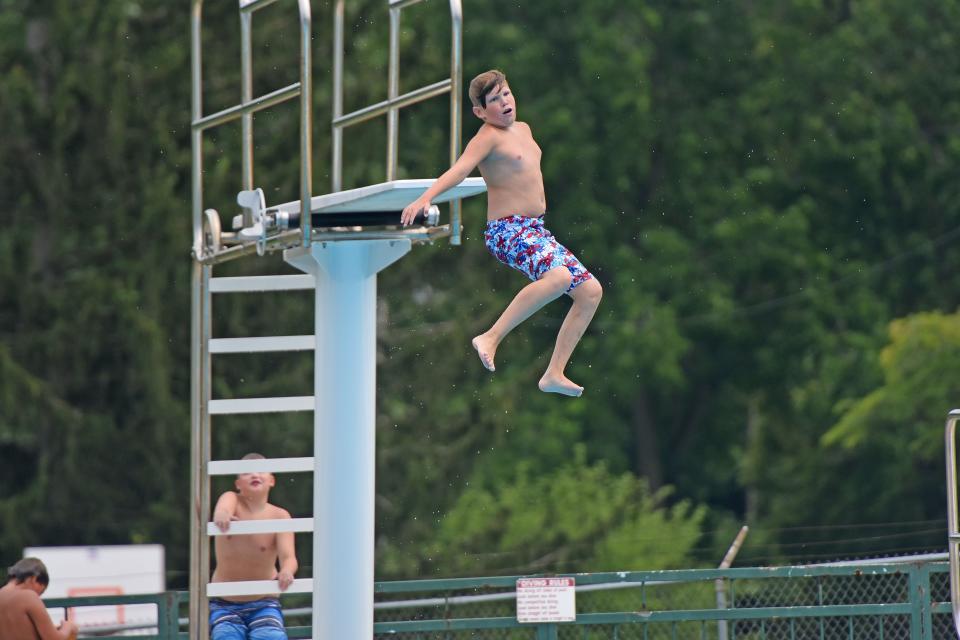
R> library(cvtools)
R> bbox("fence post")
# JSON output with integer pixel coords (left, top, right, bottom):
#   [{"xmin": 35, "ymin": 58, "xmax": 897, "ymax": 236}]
[
  {"xmin": 536, "ymin": 623, "xmax": 559, "ymax": 640},
  {"xmin": 918, "ymin": 564, "xmax": 934, "ymax": 640},
  {"xmin": 159, "ymin": 591, "xmax": 181, "ymax": 640},
  {"xmin": 908, "ymin": 564, "xmax": 932, "ymax": 640}
]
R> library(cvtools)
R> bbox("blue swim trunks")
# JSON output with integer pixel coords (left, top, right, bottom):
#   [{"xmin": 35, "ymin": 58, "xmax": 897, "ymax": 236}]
[
  {"xmin": 209, "ymin": 598, "xmax": 287, "ymax": 640},
  {"xmin": 484, "ymin": 214, "xmax": 593, "ymax": 293}
]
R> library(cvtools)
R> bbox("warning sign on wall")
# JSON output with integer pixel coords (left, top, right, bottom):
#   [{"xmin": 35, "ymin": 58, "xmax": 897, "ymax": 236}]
[{"xmin": 516, "ymin": 577, "xmax": 576, "ymax": 623}]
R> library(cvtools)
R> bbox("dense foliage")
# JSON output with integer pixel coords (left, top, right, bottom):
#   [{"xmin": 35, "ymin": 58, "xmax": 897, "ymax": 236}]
[{"xmin": 1, "ymin": 0, "xmax": 959, "ymax": 586}]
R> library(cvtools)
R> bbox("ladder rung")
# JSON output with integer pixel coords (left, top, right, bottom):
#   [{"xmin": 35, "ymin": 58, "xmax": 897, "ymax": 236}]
[
  {"xmin": 207, "ymin": 518, "xmax": 314, "ymax": 536},
  {"xmin": 209, "ymin": 457, "xmax": 314, "ymax": 475},
  {"xmin": 209, "ymin": 274, "xmax": 315, "ymax": 293},
  {"xmin": 209, "ymin": 396, "xmax": 314, "ymax": 415},
  {"xmin": 207, "ymin": 578, "xmax": 313, "ymax": 598},
  {"xmin": 209, "ymin": 336, "xmax": 315, "ymax": 354}
]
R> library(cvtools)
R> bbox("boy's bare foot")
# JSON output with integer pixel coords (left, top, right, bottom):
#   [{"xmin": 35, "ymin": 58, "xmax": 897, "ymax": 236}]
[
  {"xmin": 538, "ymin": 373, "xmax": 583, "ymax": 397},
  {"xmin": 471, "ymin": 335, "xmax": 497, "ymax": 372}
]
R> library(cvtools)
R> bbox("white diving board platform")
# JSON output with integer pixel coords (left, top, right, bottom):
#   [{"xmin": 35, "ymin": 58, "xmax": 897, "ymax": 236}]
[
  {"xmin": 274, "ymin": 177, "xmax": 487, "ymax": 216},
  {"xmin": 204, "ymin": 178, "xmax": 487, "ymax": 260}
]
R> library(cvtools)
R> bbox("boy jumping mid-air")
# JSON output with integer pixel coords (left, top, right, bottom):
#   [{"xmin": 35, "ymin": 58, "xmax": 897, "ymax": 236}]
[{"xmin": 402, "ymin": 69, "xmax": 603, "ymax": 397}]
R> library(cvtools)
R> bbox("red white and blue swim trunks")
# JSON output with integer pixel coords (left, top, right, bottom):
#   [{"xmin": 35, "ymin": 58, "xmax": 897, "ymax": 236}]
[{"xmin": 484, "ymin": 214, "xmax": 593, "ymax": 293}]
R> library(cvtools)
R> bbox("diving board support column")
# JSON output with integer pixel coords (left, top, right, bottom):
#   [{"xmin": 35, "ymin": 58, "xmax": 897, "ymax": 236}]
[{"xmin": 285, "ymin": 239, "xmax": 411, "ymax": 640}]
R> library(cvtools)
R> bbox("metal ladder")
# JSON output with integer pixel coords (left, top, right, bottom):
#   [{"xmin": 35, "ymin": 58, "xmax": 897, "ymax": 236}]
[
  {"xmin": 944, "ymin": 409, "xmax": 960, "ymax": 638},
  {"xmin": 188, "ymin": 1, "xmax": 465, "ymax": 639}
]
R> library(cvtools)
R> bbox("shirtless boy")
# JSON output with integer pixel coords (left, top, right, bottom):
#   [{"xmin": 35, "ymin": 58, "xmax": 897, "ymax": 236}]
[
  {"xmin": 401, "ymin": 69, "xmax": 603, "ymax": 397},
  {"xmin": 210, "ymin": 453, "xmax": 298, "ymax": 640},
  {"xmin": 0, "ymin": 558, "xmax": 78, "ymax": 640}
]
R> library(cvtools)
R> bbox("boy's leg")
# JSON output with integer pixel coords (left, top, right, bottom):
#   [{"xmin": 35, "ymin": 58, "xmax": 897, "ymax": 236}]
[
  {"xmin": 539, "ymin": 277, "xmax": 603, "ymax": 397},
  {"xmin": 472, "ymin": 267, "xmax": 572, "ymax": 371},
  {"xmin": 245, "ymin": 601, "xmax": 287, "ymax": 640},
  {"xmin": 209, "ymin": 603, "xmax": 249, "ymax": 640}
]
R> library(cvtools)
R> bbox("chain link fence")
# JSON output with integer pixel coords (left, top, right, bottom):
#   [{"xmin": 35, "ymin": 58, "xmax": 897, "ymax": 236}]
[{"xmin": 366, "ymin": 558, "xmax": 954, "ymax": 640}]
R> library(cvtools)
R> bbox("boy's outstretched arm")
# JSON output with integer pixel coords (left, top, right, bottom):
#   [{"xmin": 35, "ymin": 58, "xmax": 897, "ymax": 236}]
[
  {"xmin": 212, "ymin": 491, "xmax": 239, "ymax": 532},
  {"xmin": 400, "ymin": 129, "xmax": 495, "ymax": 226}
]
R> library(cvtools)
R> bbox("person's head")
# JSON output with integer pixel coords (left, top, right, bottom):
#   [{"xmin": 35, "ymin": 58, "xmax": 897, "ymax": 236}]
[
  {"xmin": 469, "ymin": 70, "xmax": 515, "ymax": 128},
  {"xmin": 235, "ymin": 453, "xmax": 275, "ymax": 497},
  {"xmin": 7, "ymin": 558, "xmax": 49, "ymax": 595}
]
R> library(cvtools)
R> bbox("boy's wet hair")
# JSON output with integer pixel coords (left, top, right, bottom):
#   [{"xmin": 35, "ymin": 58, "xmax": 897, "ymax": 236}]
[
  {"xmin": 469, "ymin": 69, "xmax": 507, "ymax": 108},
  {"xmin": 7, "ymin": 557, "xmax": 49, "ymax": 586}
]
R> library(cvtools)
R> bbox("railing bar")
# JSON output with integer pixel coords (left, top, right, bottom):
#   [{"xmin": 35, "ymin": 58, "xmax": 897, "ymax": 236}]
[
  {"xmin": 333, "ymin": 80, "xmax": 451, "ymax": 129},
  {"xmin": 192, "ymin": 83, "xmax": 301, "ymax": 131},
  {"xmin": 879, "ymin": 614, "xmax": 884, "ymax": 640},
  {"xmin": 671, "ymin": 620, "xmax": 677, "ymax": 640},
  {"xmin": 790, "ymin": 618, "xmax": 796, "ymax": 640},
  {"xmin": 389, "ymin": 0, "xmax": 425, "ymax": 8},
  {"xmin": 847, "ymin": 616, "xmax": 853, "ymax": 640},
  {"xmin": 761, "ymin": 619, "xmax": 766, "ymax": 639},
  {"xmin": 240, "ymin": 0, "xmax": 282, "ymax": 13},
  {"xmin": 945, "ymin": 411, "xmax": 960, "ymax": 640}
]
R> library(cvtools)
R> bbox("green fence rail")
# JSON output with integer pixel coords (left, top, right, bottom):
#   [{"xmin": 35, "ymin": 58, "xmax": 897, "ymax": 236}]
[{"xmin": 49, "ymin": 559, "xmax": 956, "ymax": 640}]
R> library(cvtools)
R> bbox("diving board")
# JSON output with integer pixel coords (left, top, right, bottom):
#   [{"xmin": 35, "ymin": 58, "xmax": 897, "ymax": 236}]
[
  {"xmin": 218, "ymin": 177, "xmax": 487, "ymax": 258},
  {"xmin": 273, "ymin": 177, "xmax": 486, "ymax": 215}
]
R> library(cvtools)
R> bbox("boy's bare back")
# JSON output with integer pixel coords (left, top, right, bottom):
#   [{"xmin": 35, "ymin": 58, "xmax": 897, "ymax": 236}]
[{"xmin": 0, "ymin": 585, "xmax": 75, "ymax": 640}]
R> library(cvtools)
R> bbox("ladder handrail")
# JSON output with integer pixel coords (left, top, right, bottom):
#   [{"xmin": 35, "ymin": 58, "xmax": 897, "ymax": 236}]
[
  {"xmin": 945, "ymin": 409, "xmax": 960, "ymax": 637},
  {"xmin": 189, "ymin": 2, "xmax": 312, "ymax": 640},
  {"xmin": 190, "ymin": 0, "xmax": 313, "ymax": 257},
  {"xmin": 332, "ymin": 0, "xmax": 465, "ymax": 244}
]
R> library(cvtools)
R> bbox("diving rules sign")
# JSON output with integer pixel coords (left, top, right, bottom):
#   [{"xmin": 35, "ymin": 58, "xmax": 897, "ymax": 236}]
[{"xmin": 516, "ymin": 577, "xmax": 576, "ymax": 623}]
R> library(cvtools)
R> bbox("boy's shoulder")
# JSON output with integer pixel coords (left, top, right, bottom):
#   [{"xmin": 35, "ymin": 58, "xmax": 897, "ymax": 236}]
[
  {"xmin": 471, "ymin": 121, "xmax": 531, "ymax": 148},
  {"xmin": 266, "ymin": 503, "xmax": 292, "ymax": 518}
]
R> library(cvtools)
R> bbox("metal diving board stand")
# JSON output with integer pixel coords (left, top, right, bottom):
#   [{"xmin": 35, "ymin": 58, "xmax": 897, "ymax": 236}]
[
  {"xmin": 199, "ymin": 178, "xmax": 486, "ymax": 263},
  {"xmin": 189, "ymin": 0, "xmax": 479, "ymax": 638}
]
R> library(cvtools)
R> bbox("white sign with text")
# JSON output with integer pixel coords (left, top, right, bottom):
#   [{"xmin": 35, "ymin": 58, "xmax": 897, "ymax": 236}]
[{"xmin": 516, "ymin": 577, "xmax": 576, "ymax": 623}]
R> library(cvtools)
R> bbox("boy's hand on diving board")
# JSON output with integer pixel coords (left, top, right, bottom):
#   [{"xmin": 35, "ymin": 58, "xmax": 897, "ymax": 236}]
[
  {"xmin": 401, "ymin": 197, "xmax": 431, "ymax": 227},
  {"xmin": 277, "ymin": 570, "xmax": 295, "ymax": 591},
  {"xmin": 213, "ymin": 511, "xmax": 238, "ymax": 532}
]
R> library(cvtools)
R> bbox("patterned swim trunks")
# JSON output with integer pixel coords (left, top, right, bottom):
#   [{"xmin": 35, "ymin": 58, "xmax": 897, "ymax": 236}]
[
  {"xmin": 484, "ymin": 214, "xmax": 593, "ymax": 293},
  {"xmin": 209, "ymin": 597, "xmax": 287, "ymax": 640}
]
